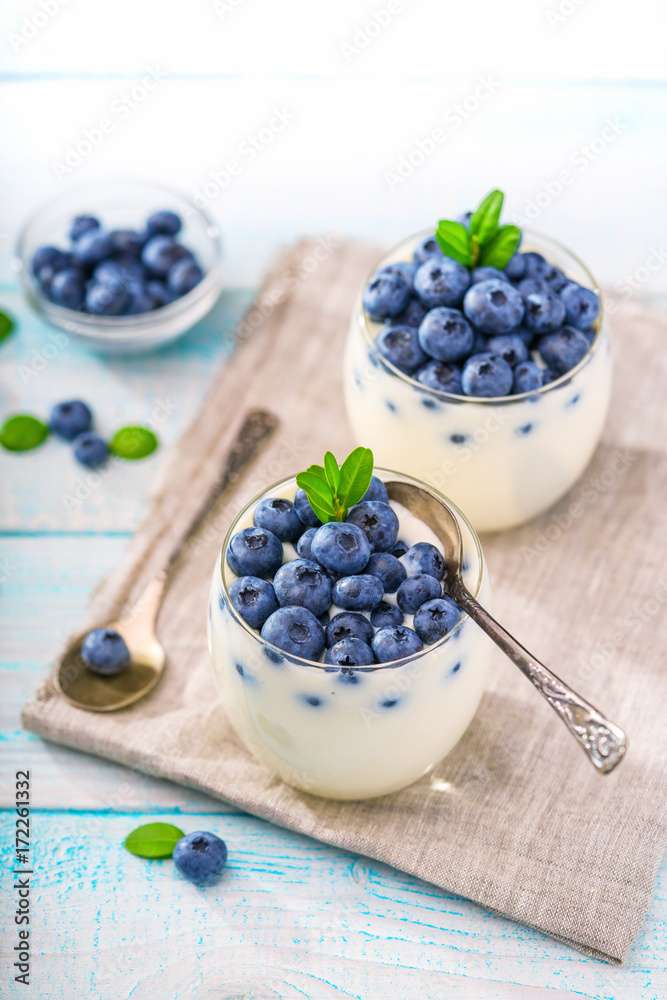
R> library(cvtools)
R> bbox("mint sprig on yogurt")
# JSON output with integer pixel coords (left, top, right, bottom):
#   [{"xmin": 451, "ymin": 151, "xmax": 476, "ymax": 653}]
[
  {"xmin": 296, "ymin": 446, "xmax": 373, "ymax": 523},
  {"xmin": 436, "ymin": 188, "xmax": 521, "ymax": 270}
]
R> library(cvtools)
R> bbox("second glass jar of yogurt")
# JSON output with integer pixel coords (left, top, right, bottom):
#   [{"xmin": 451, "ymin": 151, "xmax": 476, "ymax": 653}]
[{"xmin": 344, "ymin": 229, "xmax": 611, "ymax": 532}]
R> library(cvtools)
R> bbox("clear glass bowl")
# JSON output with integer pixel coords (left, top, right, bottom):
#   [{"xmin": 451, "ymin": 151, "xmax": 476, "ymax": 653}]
[
  {"xmin": 208, "ymin": 469, "xmax": 492, "ymax": 800},
  {"xmin": 344, "ymin": 229, "xmax": 612, "ymax": 532},
  {"xmin": 14, "ymin": 179, "xmax": 223, "ymax": 355}
]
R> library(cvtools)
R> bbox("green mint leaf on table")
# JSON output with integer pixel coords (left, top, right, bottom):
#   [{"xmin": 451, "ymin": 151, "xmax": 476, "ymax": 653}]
[
  {"xmin": 479, "ymin": 225, "xmax": 522, "ymax": 269},
  {"xmin": 297, "ymin": 446, "xmax": 374, "ymax": 523},
  {"xmin": 470, "ymin": 189, "xmax": 504, "ymax": 245},
  {"xmin": 435, "ymin": 220, "xmax": 472, "ymax": 267},
  {"xmin": 110, "ymin": 426, "xmax": 159, "ymax": 460},
  {"xmin": 124, "ymin": 822, "xmax": 185, "ymax": 859},
  {"xmin": 0, "ymin": 414, "xmax": 49, "ymax": 452},
  {"xmin": 0, "ymin": 310, "xmax": 16, "ymax": 344}
]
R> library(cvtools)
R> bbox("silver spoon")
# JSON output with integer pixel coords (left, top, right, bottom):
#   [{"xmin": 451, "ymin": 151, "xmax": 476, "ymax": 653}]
[
  {"xmin": 56, "ymin": 409, "xmax": 279, "ymax": 713},
  {"xmin": 386, "ymin": 480, "xmax": 627, "ymax": 775}
]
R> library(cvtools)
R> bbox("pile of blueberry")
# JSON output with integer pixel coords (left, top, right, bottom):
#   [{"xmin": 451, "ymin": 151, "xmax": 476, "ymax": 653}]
[
  {"xmin": 364, "ymin": 237, "xmax": 600, "ymax": 397},
  {"xmin": 30, "ymin": 209, "xmax": 204, "ymax": 316},
  {"xmin": 226, "ymin": 475, "xmax": 461, "ymax": 666}
]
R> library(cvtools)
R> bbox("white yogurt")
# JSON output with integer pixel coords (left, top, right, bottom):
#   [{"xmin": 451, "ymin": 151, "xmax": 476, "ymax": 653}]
[
  {"xmin": 343, "ymin": 230, "xmax": 612, "ymax": 532},
  {"xmin": 208, "ymin": 472, "xmax": 492, "ymax": 800}
]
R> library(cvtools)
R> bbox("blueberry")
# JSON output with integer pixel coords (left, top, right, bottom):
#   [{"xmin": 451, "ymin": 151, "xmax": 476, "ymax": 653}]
[
  {"xmin": 413, "ymin": 596, "xmax": 461, "ymax": 644},
  {"xmin": 123, "ymin": 281, "xmax": 155, "ymax": 315},
  {"xmin": 393, "ymin": 295, "xmax": 428, "ymax": 328},
  {"xmin": 254, "ymin": 497, "xmax": 303, "ymax": 542},
  {"xmin": 94, "ymin": 257, "xmax": 143, "ymax": 286},
  {"xmin": 375, "ymin": 325, "xmax": 427, "ymax": 374},
  {"xmin": 346, "ymin": 501, "xmax": 399, "ymax": 552},
  {"xmin": 146, "ymin": 209, "xmax": 183, "ymax": 237},
  {"xmin": 73, "ymin": 432, "xmax": 109, "ymax": 469},
  {"xmin": 226, "ymin": 526, "xmax": 283, "ymax": 577},
  {"xmin": 312, "ymin": 522, "xmax": 371, "ymax": 574},
  {"xmin": 260, "ymin": 606, "xmax": 325, "ymax": 659},
  {"xmin": 294, "ymin": 488, "xmax": 320, "ymax": 528},
  {"xmin": 412, "ymin": 234, "xmax": 443, "ymax": 266},
  {"xmin": 324, "ymin": 637, "xmax": 375, "ymax": 667},
  {"xmin": 560, "ymin": 282, "xmax": 600, "ymax": 331},
  {"xmin": 522, "ymin": 252, "xmax": 550, "ymax": 279},
  {"xmin": 229, "ymin": 575, "xmax": 278, "ymax": 629},
  {"xmin": 513, "ymin": 360, "xmax": 543, "ymax": 394},
  {"xmin": 141, "ymin": 236, "xmax": 190, "ymax": 277},
  {"xmin": 81, "ymin": 627, "xmax": 130, "ymax": 675},
  {"xmin": 543, "ymin": 266, "xmax": 568, "ymax": 293},
  {"xmin": 417, "ymin": 307, "xmax": 474, "ymax": 363},
  {"xmin": 363, "ymin": 269, "xmax": 411, "ymax": 321},
  {"xmin": 380, "ymin": 261, "xmax": 416, "ymax": 283},
  {"xmin": 296, "ymin": 527, "xmax": 317, "ymax": 560},
  {"xmin": 326, "ymin": 611, "xmax": 374, "ymax": 648},
  {"xmin": 366, "ymin": 551, "xmax": 406, "ymax": 593},
  {"xmin": 362, "ymin": 475, "xmax": 389, "ymax": 503},
  {"xmin": 370, "ymin": 601, "xmax": 403, "ymax": 629},
  {"xmin": 31, "ymin": 245, "xmax": 67, "ymax": 279},
  {"xmin": 48, "ymin": 268, "xmax": 85, "ymax": 309},
  {"xmin": 538, "ymin": 326, "xmax": 590, "ymax": 375},
  {"xmin": 461, "ymin": 352, "xmax": 514, "ymax": 397},
  {"xmin": 372, "ymin": 625, "xmax": 423, "ymax": 663},
  {"xmin": 173, "ymin": 831, "xmax": 227, "ymax": 886},
  {"xmin": 73, "ymin": 229, "xmax": 113, "ymax": 266},
  {"xmin": 49, "ymin": 399, "xmax": 92, "ymax": 440},
  {"xmin": 514, "ymin": 325, "xmax": 535, "ymax": 348},
  {"xmin": 396, "ymin": 573, "xmax": 441, "ymax": 614},
  {"xmin": 69, "ymin": 214, "xmax": 100, "ymax": 242},
  {"xmin": 85, "ymin": 279, "xmax": 128, "ymax": 316},
  {"xmin": 516, "ymin": 277, "xmax": 548, "ymax": 299},
  {"xmin": 414, "ymin": 258, "xmax": 470, "ymax": 309},
  {"xmin": 522, "ymin": 289, "xmax": 566, "ymax": 335},
  {"xmin": 472, "ymin": 266, "xmax": 508, "ymax": 284},
  {"xmin": 146, "ymin": 280, "xmax": 176, "ymax": 309},
  {"xmin": 167, "ymin": 259, "xmax": 204, "ymax": 296},
  {"xmin": 486, "ymin": 334, "xmax": 529, "ymax": 368},
  {"xmin": 463, "ymin": 279, "xmax": 524, "ymax": 335},
  {"xmin": 109, "ymin": 228, "xmax": 144, "ymax": 255},
  {"xmin": 416, "ymin": 360, "xmax": 463, "ymax": 394},
  {"xmin": 273, "ymin": 559, "xmax": 332, "ymax": 617},
  {"xmin": 332, "ymin": 574, "xmax": 384, "ymax": 611},
  {"xmin": 391, "ymin": 540, "xmax": 408, "ymax": 558},
  {"xmin": 504, "ymin": 253, "xmax": 526, "ymax": 281},
  {"xmin": 541, "ymin": 366, "xmax": 559, "ymax": 387},
  {"xmin": 401, "ymin": 542, "xmax": 445, "ymax": 580}
]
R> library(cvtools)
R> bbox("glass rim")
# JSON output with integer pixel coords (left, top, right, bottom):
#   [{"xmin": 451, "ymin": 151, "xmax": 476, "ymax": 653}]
[
  {"xmin": 217, "ymin": 467, "xmax": 486, "ymax": 672},
  {"xmin": 358, "ymin": 225, "xmax": 605, "ymax": 405}
]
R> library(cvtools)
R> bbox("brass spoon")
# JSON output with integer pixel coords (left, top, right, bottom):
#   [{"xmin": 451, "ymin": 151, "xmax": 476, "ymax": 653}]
[
  {"xmin": 386, "ymin": 480, "xmax": 627, "ymax": 775},
  {"xmin": 56, "ymin": 409, "xmax": 278, "ymax": 713}
]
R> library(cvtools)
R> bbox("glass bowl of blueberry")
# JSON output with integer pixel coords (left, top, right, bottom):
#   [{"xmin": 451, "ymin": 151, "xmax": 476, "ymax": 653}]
[
  {"xmin": 208, "ymin": 454, "xmax": 491, "ymax": 800},
  {"xmin": 344, "ymin": 190, "xmax": 611, "ymax": 532},
  {"xmin": 15, "ymin": 179, "xmax": 223, "ymax": 354}
]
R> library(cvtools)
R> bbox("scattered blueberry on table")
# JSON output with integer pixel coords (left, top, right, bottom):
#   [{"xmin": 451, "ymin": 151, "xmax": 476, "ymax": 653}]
[
  {"xmin": 30, "ymin": 208, "xmax": 204, "ymax": 317},
  {"xmin": 365, "ymin": 188, "xmax": 600, "ymax": 396}
]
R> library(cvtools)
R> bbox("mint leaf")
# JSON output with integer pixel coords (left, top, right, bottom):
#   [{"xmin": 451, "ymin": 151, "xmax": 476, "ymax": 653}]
[
  {"xmin": 124, "ymin": 822, "xmax": 184, "ymax": 859},
  {"xmin": 470, "ymin": 189, "xmax": 504, "ymax": 245},
  {"xmin": 479, "ymin": 225, "xmax": 522, "ymax": 269},
  {"xmin": 338, "ymin": 447, "xmax": 373, "ymax": 511},
  {"xmin": 297, "ymin": 447, "xmax": 374, "ymax": 523},
  {"xmin": 435, "ymin": 220, "xmax": 472, "ymax": 266},
  {"xmin": 0, "ymin": 310, "xmax": 15, "ymax": 344},
  {"xmin": 0, "ymin": 414, "xmax": 49, "ymax": 452},
  {"xmin": 296, "ymin": 471, "xmax": 335, "ymax": 512},
  {"xmin": 324, "ymin": 452, "xmax": 340, "ymax": 494}
]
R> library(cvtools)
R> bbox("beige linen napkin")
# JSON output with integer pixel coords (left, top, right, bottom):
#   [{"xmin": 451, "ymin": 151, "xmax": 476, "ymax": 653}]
[{"xmin": 22, "ymin": 238, "xmax": 667, "ymax": 963}]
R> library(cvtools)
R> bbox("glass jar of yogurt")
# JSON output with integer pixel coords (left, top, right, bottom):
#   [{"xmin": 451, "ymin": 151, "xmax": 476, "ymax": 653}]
[
  {"xmin": 208, "ymin": 470, "xmax": 492, "ymax": 800},
  {"xmin": 344, "ymin": 230, "xmax": 611, "ymax": 532}
]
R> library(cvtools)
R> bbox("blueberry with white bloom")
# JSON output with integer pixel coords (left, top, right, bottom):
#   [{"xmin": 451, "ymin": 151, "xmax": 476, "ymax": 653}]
[
  {"xmin": 326, "ymin": 611, "xmax": 374, "ymax": 648},
  {"xmin": 123, "ymin": 281, "xmax": 155, "ymax": 315},
  {"xmin": 333, "ymin": 574, "xmax": 384, "ymax": 611},
  {"xmin": 414, "ymin": 258, "xmax": 470, "ymax": 309},
  {"xmin": 363, "ymin": 269, "xmax": 411, "ymax": 321},
  {"xmin": 227, "ymin": 526, "xmax": 283, "ymax": 577},
  {"xmin": 516, "ymin": 277, "xmax": 548, "ymax": 299},
  {"xmin": 412, "ymin": 234, "xmax": 443, "ymax": 266},
  {"xmin": 109, "ymin": 228, "xmax": 144, "ymax": 256},
  {"xmin": 380, "ymin": 261, "xmax": 416, "ymax": 283},
  {"xmin": 94, "ymin": 257, "xmax": 143, "ymax": 286},
  {"xmin": 346, "ymin": 500, "xmax": 399, "ymax": 552},
  {"xmin": 543, "ymin": 266, "xmax": 568, "ymax": 292},
  {"xmin": 49, "ymin": 399, "xmax": 92, "ymax": 440},
  {"xmin": 49, "ymin": 268, "xmax": 85, "ymax": 310},
  {"xmin": 463, "ymin": 279, "xmax": 524, "ymax": 335},
  {"xmin": 230, "ymin": 576, "xmax": 278, "ymax": 629},
  {"xmin": 85, "ymin": 279, "xmax": 128, "ymax": 316},
  {"xmin": 273, "ymin": 559, "xmax": 332, "ymax": 617},
  {"xmin": 296, "ymin": 527, "xmax": 318, "ymax": 560},
  {"xmin": 31, "ymin": 244, "xmax": 67, "ymax": 277},
  {"xmin": 461, "ymin": 352, "xmax": 514, "ymax": 397},
  {"xmin": 370, "ymin": 601, "xmax": 403, "ymax": 629},
  {"xmin": 173, "ymin": 831, "xmax": 227, "ymax": 886},
  {"xmin": 294, "ymin": 488, "xmax": 320, "ymax": 528},
  {"xmin": 325, "ymin": 638, "xmax": 375, "ymax": 667},
  {"xmin": 513, "ymin": 360, "xmax": 543, "ymax": 394},
  {"xmin": 366, "ymin": 551, "xmax": 406, "ymax": 593},
  {"xmin": 414, "ymin": 596, "xmax": 461, "ymax": 644},
  {"xmin": 69, "ymin": 214, "xmax": 100, "ymax": 243},
  {"xmin": 73, "ymin": 432, "xmax": 109, "ymax": 469},
  {"xmin": 486, "ymin": 333, "xmax": 529, "ymax": 368},
  {"xmin": 393, "ymin": 296, "xmax": 428, "ymax": 328},
  {"xmin": 375, "ymin": 325, "xmax": 427, "ymax": 374},
  {"xmin": 141, "ymin": 236, "xmax": 190, "ymax": 277},
  {"xmin": 73, "ymin": 229, "xmax": 113, "ymax": 266},
  {"xmin": 254, "ymin": 497, "xmax": 303, "ymax": 542},
  {"xmin": 522, "ymin": 288, "xmax": 566, "ymax": 335},
  {"xmin": 522, "ymin": 252, "xmax": 550, "ymax": 279},
  {"xmin": 560, "ymin": 282, "xmax": 600, "ymax": 330},
  {"xmin": 146, "ymin": 280, "xmax": 176, "ymax": 309},
  {"xmin": 472, "ymin": 266, "xmax": 508, "ymax": 284},
  {"xmin": 504, "ymin": 253, "xmax": 526, "ymax": 281},
  {"xmin": 396, "ymin": 573, "xmax": 441, "ymax": 614},
  {"xmin": 538, "ymin": 326, "xmax": 590, "ymax": 375},
  {"xmin": 401, "ymin": 542, "xmax": 445, "ymax": 581},
  {"xmin": 146, "ymin": 209, "xmax": 183, "ymax": 238},
  {"xmin": 417, "ymin": 307, "xmax": 474, "ymax": 362},
  {"xmin": 372, "ymin": 625, "xmax": 423, "ymax": 663},
  {"xmin": 260, "ymin": 606, "xmax": 325, "ymax": 659},
  {"xmin": 416, "ymin": 360, "xmax": 463, "ymax": 394},
  {"xmin": 81, "ymin": 627, "xmax": 130, "ymax": 675},
  {"xmin": 362, "ymin": 475, "xmax": 389, "ymax": 503},
  {"xmin": 167, "ymin": 259, "xmax": 204, "ymax": 296},
  {"xmin": 312, "ymin": 521, "xmax": 371, "ymax": 574}
]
